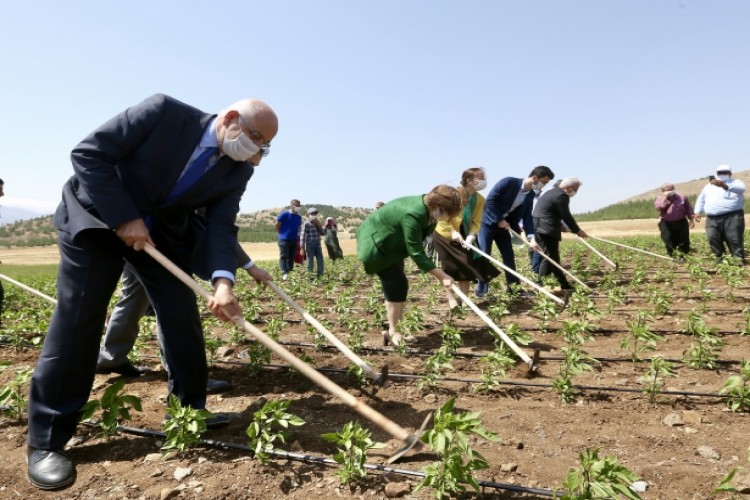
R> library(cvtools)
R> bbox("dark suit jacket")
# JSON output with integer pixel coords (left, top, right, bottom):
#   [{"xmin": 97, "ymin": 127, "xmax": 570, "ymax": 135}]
[
  {"xmin": 532, "ymin": 187, "xmax": 581, "ymax": 240},
  {"xmin": 53, "ymin": 94, "xmax": 253, "ymax": 275},
  {"xmin": 481, "ymin": 177, "xmax": 535, "ymax": 235}
]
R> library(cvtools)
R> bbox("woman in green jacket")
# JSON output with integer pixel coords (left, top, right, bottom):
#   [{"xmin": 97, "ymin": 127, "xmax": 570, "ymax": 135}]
[{"xmin": 356, "ymin": 185, "xmax": 461, "ymax": 347}]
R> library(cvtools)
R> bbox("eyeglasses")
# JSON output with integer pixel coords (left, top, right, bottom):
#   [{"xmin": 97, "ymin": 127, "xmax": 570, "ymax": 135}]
[{"xmin": 239, "ymin": 115, "xmax": 271, "ymax": 157}]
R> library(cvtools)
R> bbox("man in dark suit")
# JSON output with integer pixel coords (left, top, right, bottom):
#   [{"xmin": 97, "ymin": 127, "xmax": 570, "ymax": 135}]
[
  {"xmin": 532, "ymin": 177, "xmax": 587, "ymax": 291},
  {"xmin": 476, "ymin": 166, "xmax": 554, "ymax": 297},
  {"xmin": 26, "ymin": 94, "xmax": 278, "ymax": 490}
]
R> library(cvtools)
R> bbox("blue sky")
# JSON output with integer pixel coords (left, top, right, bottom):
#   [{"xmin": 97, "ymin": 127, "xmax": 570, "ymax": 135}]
[{"xmin": 1, "ymin": 1, "xmax": 748, "ymax": 217}]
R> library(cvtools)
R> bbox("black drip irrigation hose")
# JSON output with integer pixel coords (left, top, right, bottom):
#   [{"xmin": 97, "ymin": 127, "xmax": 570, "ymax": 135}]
[
  {"xmin": 88, "ymin": 422, "xmax": 555, "ymax": 497},
  {"xmin": 2, "ymin": 338, "xmax": 745, "ymax": 373},
  {"xmin": 271, "ymin": 340, "xmax": 743, "ymax": 366},
  {"xmin": 257, "ymin": 364, "xmax": 723, "ymax": 399}
]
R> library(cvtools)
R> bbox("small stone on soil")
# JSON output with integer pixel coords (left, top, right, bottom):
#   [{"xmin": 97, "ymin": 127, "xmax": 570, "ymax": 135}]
[
  {"xmin": 695, "ymin": 446, "xmax": 720, "ymax": 460},
  {"xmin": 384, "ymin": 482, "xmax": 411, "ymax": 498},
  {"xmin": 174, "ymin": 466, "xmax": 193, "ymax": 481},
  {"xmin": 663, "ymin": 413, "xmax": 683, "ymax": 426}
]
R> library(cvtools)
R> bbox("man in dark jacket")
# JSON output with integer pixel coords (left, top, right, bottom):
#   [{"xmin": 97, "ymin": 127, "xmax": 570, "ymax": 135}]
[
  {"xmin": 532, "ymin": 177, "xmax": 587, "ymax": 290},
  {"xmin": 476, "ymin": 166, "xmax": 554, "ymax": 296},
  {"xmin": 26, "ymin": 94, "xmax": 278, "ymax": 490}
]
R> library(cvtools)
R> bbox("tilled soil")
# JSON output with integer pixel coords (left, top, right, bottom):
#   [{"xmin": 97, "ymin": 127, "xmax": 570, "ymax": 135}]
[{"xmin": 1, "ymin": 235, "xmax": 750, "ymax": 499}]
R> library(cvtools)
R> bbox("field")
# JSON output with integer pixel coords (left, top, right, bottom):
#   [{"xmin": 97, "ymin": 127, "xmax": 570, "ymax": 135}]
[{"xmin": 1, "ymin": 223, "xmax": 750, "ymax": 499}]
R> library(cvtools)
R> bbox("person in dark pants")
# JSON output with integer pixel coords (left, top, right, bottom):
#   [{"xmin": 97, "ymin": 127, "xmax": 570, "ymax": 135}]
[
  {"xmin": 26, "ymin": 94, "xmax": 278, "ymax": 490},
  {"xmin": 476, "ymin": 166, "xmax": 554, "ymax": 297},
  {"xmin": 654, "ymin": 183, "xmax": 695, "ymax": 262},
  {"xmin": 532, "ymin": 177, "xmax": 588, "ymax": 291},
  {"xmin": 695, "ymin": 165, "xmax": 746, "ymax": 264},
  {"xmin": 275, "ymin": 199, "xmax": 303, "ymax": 280},
  {"xmin": 96, "ymin": 222, "xmax": 272, "ymax": 395}
]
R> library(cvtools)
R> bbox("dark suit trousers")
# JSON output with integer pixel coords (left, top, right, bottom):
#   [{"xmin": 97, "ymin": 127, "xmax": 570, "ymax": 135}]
[
  {"xmin": 536, "ymin": 233, "xmax": 572, "ymax": 289},
  {"xmin": 28, "ymin": 229, "xmax": 206, "ymax": 450},
  {"xmin": 477, "ymin": 223, "xmax": 519, "ymax": 288}
]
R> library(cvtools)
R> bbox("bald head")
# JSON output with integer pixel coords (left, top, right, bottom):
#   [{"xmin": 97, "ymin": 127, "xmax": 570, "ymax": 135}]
[{"xmin": 216, "ymin": 98, "xmax": 279, "ymax": 165}]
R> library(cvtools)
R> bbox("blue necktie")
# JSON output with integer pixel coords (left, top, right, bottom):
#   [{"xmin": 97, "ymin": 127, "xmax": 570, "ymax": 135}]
[{"xmin": 166, "ymin": 146, "xmax": 218, "ymax": 202}]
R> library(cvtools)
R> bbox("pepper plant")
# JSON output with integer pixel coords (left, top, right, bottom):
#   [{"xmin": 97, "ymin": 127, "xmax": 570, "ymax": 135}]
[
  {"xmin": 246, "ymin": 399, "xmax": 305, "ymax": 464},
  {"xmin": 414, "ymin": 397, "xmax": 497, "ymax": 498},
  {"xmin": 559, "ymin": 447, "xmax": 642, "ymax": 499},
  {"xmin": 641, "ymin": 357, "xmax": 676, "ymax": 404},
  {"xmin": 419, "ymin": 346, "xmax": 454, "ymax": 390},
  {"xmin": 475, "ymin": 344, "xmax": 515, "ymax": 393},
  {"xmin": 622, "ymin": 312, "xmax": 659, "ymax": 364},
  {"xmin": 321, "ymin": 421, "xmax": 385, "ymax": 484},
  {"xmin": 719, "ymin": 359, "xmax": 750, "ymax": 412},
  {"xmin": 0, "ymin": 362, "xmax": 32, "ymax": 421},
  {"xmin": 161, "ymin": 394, "xmax": 210, "ymax": 454},
  {"xmin": 80, "ymin": 380, "xmax": 143, "ymax": 436}
]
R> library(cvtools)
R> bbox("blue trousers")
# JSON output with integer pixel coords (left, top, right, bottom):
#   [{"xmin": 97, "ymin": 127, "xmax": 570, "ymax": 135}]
[
  {"xmin": 305, "ymin": 243, "xmax": 324, "ymax": 277},
  {"xmin": 477, "ymin": 222, "xmax": 520, "ymax": 290}
]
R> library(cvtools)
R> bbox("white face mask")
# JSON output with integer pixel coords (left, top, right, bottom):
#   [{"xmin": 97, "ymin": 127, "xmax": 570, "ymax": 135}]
[
  {"xmin": 309, "ymin": 214, "xmax": 318, "ymax": 220},
  {"xmin": 291, "ymin": 206, "xmax": 300, "ymax": 213},
  {"xmin": 567, "ymin": 189, "xmax": 578, "ymax": 198},
  {"xmin": 222, "ymin": 125, "xmax": 260, "ymax": 161},
  {"xmin": 430, "ymin": 208, "xmax": 441, "ymax": 220},
  {"xmin": 531, "ymin": 181, "xmax": 545, "ymax": 191},
  {"xmin": 717, "ymin": 175, "xmax": 730, "ymax": 182},
  {"xmin": 473, "ymin": 179, "xmax": 488, "ymax": 190}
]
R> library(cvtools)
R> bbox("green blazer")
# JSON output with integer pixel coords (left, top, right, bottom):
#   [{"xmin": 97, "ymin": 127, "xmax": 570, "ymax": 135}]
[{"xmin": 356, "ymin": 194, "xmax": 437, "ymax": 274}]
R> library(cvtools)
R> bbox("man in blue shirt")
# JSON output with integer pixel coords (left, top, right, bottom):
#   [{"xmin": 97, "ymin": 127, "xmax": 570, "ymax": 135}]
[
  {"xmin": 695, "ymin": 165, "xmax": 746, "ymax": 264},
  {"xmin": 476, "ymin": 166, "xmax": 554, "ymax": 297},
  {"xmin": 275, "ymin": 199, "xmax": 303, "ymax": 280}
]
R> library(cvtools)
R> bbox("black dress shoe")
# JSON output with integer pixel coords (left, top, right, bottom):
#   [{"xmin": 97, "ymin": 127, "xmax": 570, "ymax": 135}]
[
  {"xmin": 96, "ymin": 362, "xmax": 150, "ymax": 377},
  {"xmin": 27, "ymin": 447, "xmax": 75, "ymax": 490},
  {"xmin": 206, "ymin": 379, "xmax": 231, "ymax": 394}
]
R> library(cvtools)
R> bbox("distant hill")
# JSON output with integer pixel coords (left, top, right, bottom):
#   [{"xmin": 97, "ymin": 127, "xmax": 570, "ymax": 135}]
[
  {"xmin": 2, "ymin": 175, "xmax": 747, "ymax": 247},
  {"xmin": 0, "ymin": 205, "xmax": 373, "ymax": 248},
  {"xmin": 576, "ymin": 169, "xmax": 750, "ymax": 222},
  {"xmin": 0, "ymin": 206, "xmax": 45, "ymax": 224}
]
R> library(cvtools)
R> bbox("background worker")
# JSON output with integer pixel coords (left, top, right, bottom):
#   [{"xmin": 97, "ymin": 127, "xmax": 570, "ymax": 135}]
[
  {"xmin": 654, "ymin": 182, "xmax": 695, "ymax": 262},
  {"xmin": 695, "ymin": 165, "xmax": 746, "ymax": 264},
  {"xmin": 275, "ymin": 199, "xmax": 302, "ymax": 280},
  {"xmin": 299, "ymin": 207, "xmax": 326, "ymax": 278}
]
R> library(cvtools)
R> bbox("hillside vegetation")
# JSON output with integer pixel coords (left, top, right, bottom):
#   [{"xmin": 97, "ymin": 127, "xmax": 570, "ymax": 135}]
[
  {"xmin": 0, "ymin": 205, "xmax": 372, "ymax": 248},
  {"xmin": 1, "ymin": 171, "xmax": 748, "ymax": 246}
]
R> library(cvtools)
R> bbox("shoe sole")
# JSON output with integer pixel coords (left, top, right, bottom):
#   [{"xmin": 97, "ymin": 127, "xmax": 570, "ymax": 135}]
[{"xmin": 27, "ymin": 473, "xmax": 76, "ymax": 490}]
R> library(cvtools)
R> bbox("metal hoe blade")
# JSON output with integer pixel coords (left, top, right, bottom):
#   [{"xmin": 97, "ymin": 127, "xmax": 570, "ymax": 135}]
[{"xmin": 387, "ymin": 411, "xmax": 433, "ymax": 464}]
